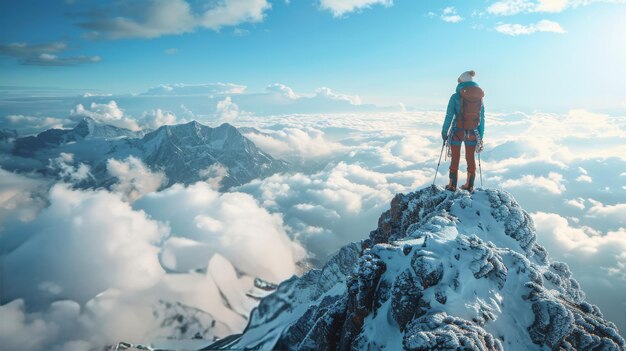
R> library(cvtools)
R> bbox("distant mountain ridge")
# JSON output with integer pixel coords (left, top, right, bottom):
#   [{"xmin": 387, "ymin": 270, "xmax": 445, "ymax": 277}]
[
  {"xmin": 7, "ymin": 118, "xmax": 289, "ymax": 189},
  {"xmin": 13, "ymin": 117, "xmax": 143, "ymax": 157}
]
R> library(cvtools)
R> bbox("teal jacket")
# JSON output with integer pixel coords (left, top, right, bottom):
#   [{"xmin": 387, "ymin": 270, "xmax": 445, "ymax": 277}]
[{"xmin": 441, "ymin": 81, "xmax": 485, "ymax": 139}]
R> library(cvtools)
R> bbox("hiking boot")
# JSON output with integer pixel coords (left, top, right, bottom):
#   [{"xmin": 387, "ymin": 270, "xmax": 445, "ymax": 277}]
[
  {"xmin": 445, "ymin": 171, "xmax": 458, "ymax": 191},
  {"xmin": 461, "ymin": 172, "xmax": 476, "ymax": 192}
]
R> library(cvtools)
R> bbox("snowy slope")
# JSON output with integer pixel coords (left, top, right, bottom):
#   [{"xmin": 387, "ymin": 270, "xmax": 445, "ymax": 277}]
[{"xmin": 207, "ymin": 186, "xmax": 625, "ymax": 350}]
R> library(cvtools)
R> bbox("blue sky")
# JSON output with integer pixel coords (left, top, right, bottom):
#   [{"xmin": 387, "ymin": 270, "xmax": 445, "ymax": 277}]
[{"xmin": 1, "ymin": 0, "xmax": 626, "ymax": 112}]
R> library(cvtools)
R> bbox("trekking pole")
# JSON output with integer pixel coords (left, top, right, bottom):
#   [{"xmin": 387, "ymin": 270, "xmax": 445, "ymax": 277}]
[
  {"xmin": 478, "ymin": 153, "xmax": 483, "ymax": 187},
  {"xmin": 433, "ymin": 139, "xmax": 446, "ymax": 185}
]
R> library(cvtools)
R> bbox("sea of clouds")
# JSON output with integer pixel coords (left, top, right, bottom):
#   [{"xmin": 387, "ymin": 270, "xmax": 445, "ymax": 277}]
[{"xmin": 1, "ymin": 87, "xmax": 625, "ymax": 349}]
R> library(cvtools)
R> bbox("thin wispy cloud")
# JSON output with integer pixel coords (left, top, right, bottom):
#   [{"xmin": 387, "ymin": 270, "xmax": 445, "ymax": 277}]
[
  {"xmin": 319, "ymin": 0, "xmax": 393, "ymax": 17},
  {"xmin": 21, "ymin": 53, "xmax": 101, "ymax": 66},
  {"xmin": 487, "ymin": 0, "xmax": 626, "ymax": 16},
  {"xmin": 0, "ymin": 42, "xmax": 67, "ymax": 56},
  {"xmin": 488, "ymin": 0, "xmax": 545, "ymax": 16},
  {"xmin": 141, "ymin": 83, "xmax": 247, "ymax": 96},
  {"xmin": 495, "ymin": 19, "xmax": 566, "ymax": 35},
  {"xmin": 0, "ymin": 41, "xmax": 100, "ymax": 66}
]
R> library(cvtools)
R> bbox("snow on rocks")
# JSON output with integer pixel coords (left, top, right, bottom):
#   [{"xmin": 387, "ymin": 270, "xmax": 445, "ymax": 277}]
[
  {"xmin": 403, "ymin": 312, "xmax": 503, "ymax": 351},
  {"xmin": 206, "ymin": 185, "xmax": 625, "ymax": 351}
]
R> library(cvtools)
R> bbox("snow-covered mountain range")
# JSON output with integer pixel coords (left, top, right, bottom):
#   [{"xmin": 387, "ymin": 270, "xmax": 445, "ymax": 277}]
[
  {"xmin": 7, "ymin": 117, "xmax": 288, "ymax": 189},
  {"xmin": 206, "ymin": 186, "xmax": 625, "ymax": 351}
]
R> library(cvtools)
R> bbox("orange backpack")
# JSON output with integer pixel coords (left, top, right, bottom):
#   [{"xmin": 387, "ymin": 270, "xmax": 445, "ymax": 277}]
[{"xmin": 456, "ymin": 86, "xmax": 484, "ymax": 130}]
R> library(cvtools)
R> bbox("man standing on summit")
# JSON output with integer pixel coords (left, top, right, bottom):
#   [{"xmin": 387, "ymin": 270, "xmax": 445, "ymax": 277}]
[{"xmin": 441, "ymin": 70, "xmax": 485, "ymax": 192}]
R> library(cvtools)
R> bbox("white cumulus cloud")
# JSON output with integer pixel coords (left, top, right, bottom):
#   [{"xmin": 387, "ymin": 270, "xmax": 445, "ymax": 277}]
[
  {"xmin": 315, "ymin": 87, "xmax": 362, "ymax": 105},
  {"xmin": 216, "ymin": 96, "xmax": 240, "ymax": 123},
  {"xmin": 243, "ymin": 127, "xmax": 345, "ymax": 161},
  {"xmin": 1, "ymin": 115, "xmax": 69, "ymax": 135},
  {"xmin": 140, "ymin": 109, "xmax": 178, "ymax": 130},
  {"xmin": 565, "ymin": 197, "xmax": 586, "ymax": 210},
  {"xmin": 107, "ymin": 156, "xmax": 167, "ymax": 202},
  {"xmin": 441, "ymin": 6, "xmax": 463, "ymax": 23},
  {"xmin": 499, "ymin": 172, "xmax": 566, "ymax": 194},
  {"xmin": 0, "ymin": 178, "xmax": 308, "ymax": 348},
  {"xmin": 70, "ymin": 101, "xmax": 140, "ymax": 131},
  {"xmin": 199, "ymin": 163, "xmax": 229, "ymax": 190},
  {"xmin": 587, "ymin": 199, "xmax": 626, "ymax": 224},
  {"xmin": 0, "ymin": 169, "xmax": 48, "ymax": 228},
  {"xmin": 134, "ymin": 182, "xmax": 305, "ymax": 282},
  {"xmin": 3, "ymin": 184, "xmax": 167, "ymax": 307},
  {"xmin": 238, "ymin": 162, "xmax": 431, "ymax": 259},
  {"xmin": 266, "ymin": 83, "xmax": 299, "ymax": 99},
  {"xmin": 48, "ymin": 153, "xmax": 93, "ymax": 184}
]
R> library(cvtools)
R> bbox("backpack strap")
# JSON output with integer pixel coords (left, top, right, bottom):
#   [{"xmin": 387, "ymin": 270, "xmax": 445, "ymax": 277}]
[{"xmin": 459, "ymin": 92, "xmax": 465, "ymax": 130}]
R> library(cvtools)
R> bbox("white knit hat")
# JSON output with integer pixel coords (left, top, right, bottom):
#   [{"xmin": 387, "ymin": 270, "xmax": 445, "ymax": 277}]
[{"xmin": 458, "ymin": 70, "xmax": 476, "ymax": 83}]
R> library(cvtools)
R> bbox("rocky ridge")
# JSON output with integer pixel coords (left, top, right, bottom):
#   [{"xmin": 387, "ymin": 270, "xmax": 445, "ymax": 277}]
[{"xmin": 207, "ymin": 186, "xmax": 625, "ymax": 351}]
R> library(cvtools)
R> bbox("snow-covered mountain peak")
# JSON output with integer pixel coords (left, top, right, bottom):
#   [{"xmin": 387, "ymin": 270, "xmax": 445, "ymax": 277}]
[
  {"xmin": 73, "ymin": 116, "xmax": 97, "ymax": 132},
  {"xmin": 369, "ymin": 186, "xmax": 546, "ymax": 266},
  {"xmin": 126, "ymin": 120, "xmax": 287, "ymax": 188},
  {"xmin": 146, "ymin": 121, "xmax": 243, "ymax": 149},
  {"xmin": 208, "ymin": 186, "xmax": 625, "ymax": 351},
  {"xmin": 9, "ymin": 119, "xmax": 289, "ymax": 190}
]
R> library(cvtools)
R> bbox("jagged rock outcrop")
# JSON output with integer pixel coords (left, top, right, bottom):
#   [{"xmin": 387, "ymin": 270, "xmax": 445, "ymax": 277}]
[{"xmin": 206, "ymin": 186, "xmax": 625, "ymax": 351}]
